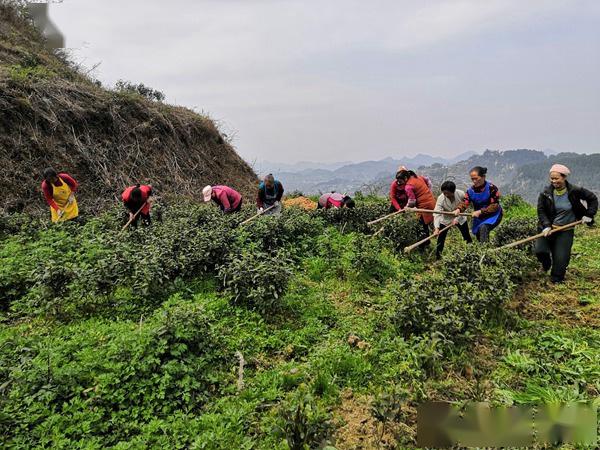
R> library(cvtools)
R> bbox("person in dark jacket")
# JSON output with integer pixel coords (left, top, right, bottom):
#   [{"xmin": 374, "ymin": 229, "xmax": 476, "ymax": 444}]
[
  {"xmin": 122, "ymin": 184, "xmax": 153, "ymax": 228},
  {"xmin": 534, "ymin": 164, "xmax": 597, "ymax": 283},
  {"xmin": 256, "ymin": 174, "xmax": 284, "ymax": 215}
]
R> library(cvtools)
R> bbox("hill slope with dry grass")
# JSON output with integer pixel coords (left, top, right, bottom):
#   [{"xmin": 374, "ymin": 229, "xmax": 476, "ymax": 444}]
[{"xmin": 0, "ymin": 2, "xmax": 257, "ymax": 213}]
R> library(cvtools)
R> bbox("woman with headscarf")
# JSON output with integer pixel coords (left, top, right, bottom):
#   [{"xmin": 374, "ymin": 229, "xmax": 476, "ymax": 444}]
[
  {"xmin": 534, "ymin": 164, "xmax": 597, "ymax": 283},
  {"xmin": 455, "ymin": 166, "xmax": 502, "ymax": 243}
]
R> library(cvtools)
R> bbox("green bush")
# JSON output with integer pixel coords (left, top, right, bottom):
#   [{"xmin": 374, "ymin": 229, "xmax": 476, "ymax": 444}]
[
  {"xmin": 392, "ymin": 246, "xmax": 535, "ymax": 346},
  {"xmin": 3, "ymin": 203, "xmax": 235, "ymax": 320},
  {"xmin": 378, "ymin": 213, "xmax": 425, "ymax": 254},
  {"xmin": 218, "ymin": 248, "xmax": 294, "ymax": 313},
  {"xmin": 275, "ymin": 388, "xmax": 333, "ymax": 450},
  {"xmin": 492, "ymin": 217, "xmax": 538, "ymax": 247},
  {"xmin": 311, "ymin": 202, "xmax": 388, "ymax": 233}
]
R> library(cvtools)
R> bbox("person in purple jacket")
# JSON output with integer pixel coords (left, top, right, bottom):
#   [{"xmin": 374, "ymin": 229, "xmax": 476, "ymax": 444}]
[{"xmin": 203, "ymin": 185, "xmax": 243, "ymax": 213}]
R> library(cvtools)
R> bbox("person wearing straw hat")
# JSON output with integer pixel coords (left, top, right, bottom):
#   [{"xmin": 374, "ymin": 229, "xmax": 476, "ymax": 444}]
[
  {"xmin": 433, "ymin": 180, "xmax": 472, "ymax": 259},
  {"xmin": 41, "ymin": 168, "xmax": 79, "ymax": 223},
  {"xmin": 203, "ymin": 185, "xmax": 243, "ymax": 213},
  {"xmin": 121, "ymin": 184, "xmax": 153, "ymax": 228},
  {"xmin": 534, "ymin": 164, "xmax": 597, "ymax": 283},
  {"xmin": 256, "ymin": 174, "xmax": 284, "ymax": 215}
]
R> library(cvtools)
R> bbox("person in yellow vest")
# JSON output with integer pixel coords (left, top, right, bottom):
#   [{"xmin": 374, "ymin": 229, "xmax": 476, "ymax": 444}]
[{"xmin": 41, "ymin": 168, "xmax": 79, "ymax": 222}]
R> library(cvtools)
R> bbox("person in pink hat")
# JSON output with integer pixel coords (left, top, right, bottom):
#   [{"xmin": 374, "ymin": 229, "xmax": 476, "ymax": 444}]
[
  {"xmin": 534, "ymin": 163, "xmax": 597, "ymax": 283},
  {"xmin": 202, "ymin": 185, "xmax": 243, "ymax": 213}
]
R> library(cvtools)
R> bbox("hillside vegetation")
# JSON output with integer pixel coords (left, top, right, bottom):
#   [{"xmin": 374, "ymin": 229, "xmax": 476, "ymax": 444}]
[
  {"xmin": 0, "ymin": 2, "xmax": 257, "ymax": 213},
  {"xmin": 1, "ymin": 197, "xmax": 598, "ymax": 448}
]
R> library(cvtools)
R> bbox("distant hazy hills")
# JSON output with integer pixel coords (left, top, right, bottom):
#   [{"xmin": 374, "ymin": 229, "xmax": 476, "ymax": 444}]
[
  {"xmin": 257, "ymin": 151, "xmax": 477, "ymax": 195},
  {"xmin": 412, "ymin": 149, "xmax": 600, "ymax": 203},
  {"xmin": 260, "ymin": 149, "xmax": 599, "ymax": 204}
]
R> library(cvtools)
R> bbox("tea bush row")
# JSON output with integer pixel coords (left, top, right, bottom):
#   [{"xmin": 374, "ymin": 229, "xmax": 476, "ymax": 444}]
[{"xmin": 392, "ymin": 245, "xmax": 536, "ymax": 347}]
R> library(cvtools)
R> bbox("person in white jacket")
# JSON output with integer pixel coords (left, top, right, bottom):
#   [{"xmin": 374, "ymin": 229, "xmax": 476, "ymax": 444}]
[{"xmin": 433, "ymin": 181, "xmax": 472, "ymax": 259}]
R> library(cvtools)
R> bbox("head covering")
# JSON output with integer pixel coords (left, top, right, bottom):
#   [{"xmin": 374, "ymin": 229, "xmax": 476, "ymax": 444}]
[
  {"xmin": 264, "ymin": 173, "xmax": 275, "ymax": 182},
  {"xmin": 202, "ymin": 185, "xmax": 213, "ymax": 202},
  {"xmin": 397, "ymin": 165, "xmax": 408, "ymax": 172},
  {"xmin": 549, "ymin": 164, "xmax": 570, "ymax": 176}
]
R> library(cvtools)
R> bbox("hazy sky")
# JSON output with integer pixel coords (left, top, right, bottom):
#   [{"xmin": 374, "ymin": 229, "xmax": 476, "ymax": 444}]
[{"xmin": 50, "ymin": 0, "xmax": 600, "ymax": 163}]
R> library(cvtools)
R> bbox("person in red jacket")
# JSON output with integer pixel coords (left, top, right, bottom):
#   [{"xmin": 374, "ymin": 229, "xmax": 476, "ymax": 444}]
[
  {"xmin": 122, "ymin": 184, "xmax": 153, "ymax": 227},
  {"xmin": 395, "ymin": 168, "xmax": 436, "ymax": 249},
  {"xmin": 389, "ymin": 178, "xmax": 409, "ymax": 213},
  {"xmin": 41, "ymin": 168, "xmax": 79, "ymax": 223},
  {"xmin": 203, "ymin": 185, "xmax": 243, "ymax": 213}
]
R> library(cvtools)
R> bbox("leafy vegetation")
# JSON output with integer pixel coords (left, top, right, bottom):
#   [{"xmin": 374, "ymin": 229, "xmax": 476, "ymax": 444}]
[{"xmin": 0, "ymin": 195, "xmax": 598, "ymax": 448}]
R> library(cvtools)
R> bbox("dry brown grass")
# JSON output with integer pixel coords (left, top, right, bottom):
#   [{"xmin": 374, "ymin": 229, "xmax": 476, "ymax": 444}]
[{"xmin": 0, "ymin": 2, "xmax": 257, "ymax": 213}]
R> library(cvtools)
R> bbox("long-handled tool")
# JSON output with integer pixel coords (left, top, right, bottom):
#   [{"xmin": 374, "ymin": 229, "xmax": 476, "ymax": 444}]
[
  {"xmin": 405, "ymin": 207, "xmax": 471, "ymax": 217},
  {"xmin": 403, "ymin": 222, "xmax": 457, "ymax": 253},
  {"xmin": 494, "ymin": 219, "xmax": 583, "ymax": 251},
  {"xmin": 121, "ymin": 201, "xmax": 148, "ymax": 231},
  {"xmin": 367, "ymin": 208, "xmax": 407, "ymax": 226},
  {"xmin": 240, "ymin": 204, "xmax": 277, "ymax": 226}
]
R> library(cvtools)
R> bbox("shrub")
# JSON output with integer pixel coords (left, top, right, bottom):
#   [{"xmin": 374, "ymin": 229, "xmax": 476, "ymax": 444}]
[
  {"xmin": 392, "ymin": 246, "xmax": 535, "ymax": 346},
  {"xmin": 378, "ymin": 213, "xmax": 425, "ymax": 254},
  {"xmin": 115, "ymin": 80, "xmax": 165, "ymax": 102},
  {"xmin": 492, "ymin": 217, "xmax": 538, "ymax": 248},
  {"xmin": 311, "ymin": 203, "xmax": 388, "ymax": 233},
  {"xmin": 275, "ymin": 388, "xmax": 333, "ymax": 450},
  {"xmin": 218, "ymin": 248, "xmax": 294, "ymax": 313}
]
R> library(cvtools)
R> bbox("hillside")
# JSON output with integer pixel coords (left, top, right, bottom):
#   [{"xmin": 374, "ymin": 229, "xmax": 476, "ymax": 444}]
[
  {"xmin": 0, "ymin": 3, "xmax": 257, "ymax": 213},
  {"xmin": 416, "ymin": 149, "xmax": 600, "ymax": 203}
]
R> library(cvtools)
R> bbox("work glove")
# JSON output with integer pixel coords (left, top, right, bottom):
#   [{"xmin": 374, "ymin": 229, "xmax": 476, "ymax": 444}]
[
  {"xmin": 67, "ymin": 194, "xmax": 75, "ymax": 205},
  {"xmin": 542, "ymin": 227, "xmax": 552, "ymax": 237},
  {"xmin": 274, "ymin": 201, "xmax": 280, "ymax": 206},
  {"xmin": 451, "ymin": 218, "xmax": 459, "ymax": 226},
  {"xmin": 452, "ymin": 209, "xmax": 461, "ymax": 216},
  {"xmin": 57, "ymin": 209, "xmax": 65, "ymax": 219},
  {"xmin": 582, "ymin": 216, "xmax": 593, "ymax": 224},
  {"xmin": 433, "ymin": 228, "xmax": 440, "ymax": 236},
  {"xmin": 258, "ymin": 207, "xmax": 264, "ymax": 213}
]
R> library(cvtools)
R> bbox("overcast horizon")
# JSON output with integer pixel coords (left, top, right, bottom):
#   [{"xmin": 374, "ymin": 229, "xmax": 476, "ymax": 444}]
[{"xmin": 50, "ymin": 0, "xmax": 600, "ymax": 164}]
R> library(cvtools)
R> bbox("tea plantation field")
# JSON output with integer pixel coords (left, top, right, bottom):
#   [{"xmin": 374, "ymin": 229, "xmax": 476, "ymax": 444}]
[{"xmin": 0, "ymin": 197, "xmax": 598, "ymax": 449}]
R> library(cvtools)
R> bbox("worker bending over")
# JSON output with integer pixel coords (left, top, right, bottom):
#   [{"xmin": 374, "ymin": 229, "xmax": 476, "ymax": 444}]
[{"xmin": 41, "ymin": 168, "xmax": 79, "ymax": 223}]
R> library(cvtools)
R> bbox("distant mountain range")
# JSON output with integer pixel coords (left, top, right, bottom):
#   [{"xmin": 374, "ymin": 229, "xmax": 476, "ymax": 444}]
[
  {"xmin": 257, "ymin": 151, "xmax": 478, "ymax": 195},
  {"xmin": 259, "ymin": 149, "xmax": 599, "ymax": 204}
]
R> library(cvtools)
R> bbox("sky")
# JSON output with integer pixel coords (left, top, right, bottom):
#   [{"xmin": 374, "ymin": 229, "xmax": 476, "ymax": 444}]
[{"xmin": 49, "ymin": 0, "xmax": 600, "ymax": 164}]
